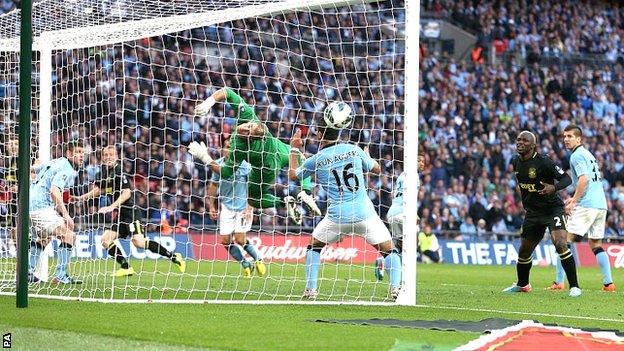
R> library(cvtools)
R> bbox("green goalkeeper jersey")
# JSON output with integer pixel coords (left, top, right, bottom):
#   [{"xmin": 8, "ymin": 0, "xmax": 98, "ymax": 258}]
[{"xmin": 220, "ymin": 88, "xmax": 290, "ymax": 179}]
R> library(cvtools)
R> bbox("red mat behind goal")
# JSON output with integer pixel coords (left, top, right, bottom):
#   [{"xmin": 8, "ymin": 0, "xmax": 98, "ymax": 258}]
[{"xmin": 460, "ymin": 321, "xmax": 624, "ymax": 351}]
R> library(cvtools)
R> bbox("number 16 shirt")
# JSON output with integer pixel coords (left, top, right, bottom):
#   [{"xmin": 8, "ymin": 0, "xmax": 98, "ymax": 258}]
[{"xmin": 296, "ymin": 143, "xmax": 376, "ymax": 223}]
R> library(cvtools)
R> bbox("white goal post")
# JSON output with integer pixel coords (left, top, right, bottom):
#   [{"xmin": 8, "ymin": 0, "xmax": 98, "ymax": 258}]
[{"xmin": 0, "ymin": 0, "xmax": 419, "ymax": 305}]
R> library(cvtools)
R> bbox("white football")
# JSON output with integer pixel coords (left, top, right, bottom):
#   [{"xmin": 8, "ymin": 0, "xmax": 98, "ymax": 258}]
[{"xmin": 323, "ymin": 101, "xmax": 354, "ymax": 129}]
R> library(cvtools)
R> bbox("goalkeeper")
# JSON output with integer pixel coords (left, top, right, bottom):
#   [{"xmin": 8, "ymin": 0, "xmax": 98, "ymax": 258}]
[{"xmin": 192, "ymin": 87, "xmax": 320, "ymax": 224}]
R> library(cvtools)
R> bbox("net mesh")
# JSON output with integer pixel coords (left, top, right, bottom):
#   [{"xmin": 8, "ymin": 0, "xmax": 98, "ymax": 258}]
[{"xmin": 0, "ymin": 0, "xmax": 409, "ymax": 303}]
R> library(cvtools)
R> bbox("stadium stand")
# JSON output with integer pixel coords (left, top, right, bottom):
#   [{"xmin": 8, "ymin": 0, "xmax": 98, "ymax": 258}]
[{"xmin": 1, "ymin": 0, "xmax": 623, "ymax": 241}]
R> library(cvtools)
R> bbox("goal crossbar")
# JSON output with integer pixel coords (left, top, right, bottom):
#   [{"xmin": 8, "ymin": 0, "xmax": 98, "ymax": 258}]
[{"xmin": 0, "ymin": 0, "xmax": 372, "ymax": 51}]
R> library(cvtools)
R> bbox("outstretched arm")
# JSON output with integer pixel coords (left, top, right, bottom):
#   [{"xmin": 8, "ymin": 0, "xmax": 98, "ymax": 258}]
[
  {"xmin": 196, "ymin": 87, "xmax": 258, "ymax": 123},
  {"xmin": 188, "ymin": 141, "xmax": 220, "ymax": 173},
  {"xmin": 99, "ymin": 189, "xmax": 132, "ymax": 214},
  {"xmin": 207, "ymin": 181, "xmax": 219, "ymax": 220},
  {"xmin": 289, "ymin": 129, "xmax": 303, "ymax": 181},
  {"xmin": 363, "ymin": 145, "xmax": 381, "ymax": 174},
  {"xmin": 71, "ymin": 185, "xmax": 101, "ymax": 202},
  {"xmin": 195, "ymin": 88, "xmax": 228, "ymax": 117},
  {"xmin": 212, "ymin": 88, "xmax": 228, "ymax": 102}
]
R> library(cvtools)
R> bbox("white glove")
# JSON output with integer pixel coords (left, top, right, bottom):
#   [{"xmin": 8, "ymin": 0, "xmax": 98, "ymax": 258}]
[
  {"xmin": 195, "ymin": 97, "xmax": 216, "ymax": 117},
  {"xmin": 188, "ymin": 141, "xmax": 213, "ymax": 164}
]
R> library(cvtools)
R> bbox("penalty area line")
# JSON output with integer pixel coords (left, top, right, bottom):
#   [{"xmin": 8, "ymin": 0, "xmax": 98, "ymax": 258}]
[{"xmin": 415, "ymin": 304, "xmax": 624, "ymax": 323}]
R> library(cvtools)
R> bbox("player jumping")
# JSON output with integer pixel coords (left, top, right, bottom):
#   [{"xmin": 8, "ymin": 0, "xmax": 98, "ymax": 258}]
[
  {"xmin": 192, "ymin": 87, "xmax": 320, "ymax": 224},
  {"xmin": 191, "ymin": 137, "xmax": 267, "ymax": 278},
  {"xmin": 289, "ymin": 115, "xmax": 402, "ymax": 300}
]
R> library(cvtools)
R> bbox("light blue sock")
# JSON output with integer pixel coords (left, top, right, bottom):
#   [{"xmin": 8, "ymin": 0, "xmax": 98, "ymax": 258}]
[
  {"xmin": 28, "ymin": 242, "xmax": 42, "ymax": 273},
  {"xmin": 227, "ymin": 244, "xmax": 244, "ymax": 263},
  {"xmin": 594, "ymin": 249, "xmax": 613, "ymax": 285},
  {"xmin": 305, "ymin": 249, "xmax": 321, "ymax": 290},
  {"xmin": 384, "ymin": 251, "xmax": 402, "ymax": 289},
  {"xmin": 243, "ymin": 241, "xmax": 261, "ymax": 261},
  {"xmin": 54, "ymin": 243, "xmax": 72, "ymax": 278},
  {"xmin": 554, "ymin": 256, "xmax": 565, "ymax": 284}
]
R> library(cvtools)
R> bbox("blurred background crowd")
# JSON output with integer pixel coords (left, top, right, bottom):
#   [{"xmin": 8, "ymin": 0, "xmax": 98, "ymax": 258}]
[{"xmin": 1, "ymin": 0, "xmax": 623, "ymax": 241}]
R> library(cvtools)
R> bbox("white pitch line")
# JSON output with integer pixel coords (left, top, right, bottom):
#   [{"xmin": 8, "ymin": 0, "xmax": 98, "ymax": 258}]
[
  {"xmin": 415, "ymin": 304, "xmax": 624, "ymax": 323},
  {"xmin": 438, "ymin": 283, "xmax": 474, "ymax": 287}
]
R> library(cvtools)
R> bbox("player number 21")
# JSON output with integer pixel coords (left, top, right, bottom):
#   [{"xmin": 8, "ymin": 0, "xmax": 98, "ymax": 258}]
[{"xmin": 331, "ymin": 163, "xmax": 360, "ymax": 192}]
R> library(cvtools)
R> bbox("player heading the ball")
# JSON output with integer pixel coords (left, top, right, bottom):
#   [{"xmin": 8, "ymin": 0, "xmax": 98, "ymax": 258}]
[{"xmin": 288, "ymin": 107, "xmax": 402, "ymax": 300}]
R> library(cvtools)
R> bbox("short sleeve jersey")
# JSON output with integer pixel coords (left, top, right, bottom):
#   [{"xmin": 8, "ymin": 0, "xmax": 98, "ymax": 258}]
[{"xmin": 296, "ymin": 143, "xmax": 377, "ymax": 223}]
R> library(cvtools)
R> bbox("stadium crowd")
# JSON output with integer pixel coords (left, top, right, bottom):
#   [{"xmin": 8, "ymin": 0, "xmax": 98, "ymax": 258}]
[
  {"xmin": 424, "ymin": 0, "xmax": 624, "ymax": 62},
  {"xmin": 1, "ymin": 2, "xmax": 405, "ymax": 232},
  {"xmin": 1, "ymin": 0, "xmax": 624, "ymax": 240}
]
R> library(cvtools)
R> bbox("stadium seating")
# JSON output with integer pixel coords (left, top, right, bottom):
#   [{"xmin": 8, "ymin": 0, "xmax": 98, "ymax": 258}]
[{"xmin": 1, "ymin": 0, "xmax": 623, "ymax": 240}]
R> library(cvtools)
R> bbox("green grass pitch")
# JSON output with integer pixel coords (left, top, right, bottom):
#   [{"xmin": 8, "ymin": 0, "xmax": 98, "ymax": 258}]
[{"xmin": 1, "ymin": 262, "xmax": 622, "ymax": 350}]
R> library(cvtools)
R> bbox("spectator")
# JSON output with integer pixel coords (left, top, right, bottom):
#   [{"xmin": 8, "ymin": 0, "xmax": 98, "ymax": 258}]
[
  {"xmin": 476, "ymin": 219, "xmax": 490, "ymax": 241},
  {"xmin": 468, "ymin": 193, "xmax": 487, "ymax": 224},
  {"xmin": 459, "ymin": 217, "xmax": 477, "ymax": 239},
  {"xmin": 428, "ymin": 0, "xmax": 624, "ymax": 59},
  {"xmin": 484, "ymin": 196, "xmax": 504, "ymax": 230},
  {"xmin": 442, "ymin": 214, "xmax": 461, "ymax": 237},
  {"xmin": 418, "ymin": 225, "xmax": 442, "ymax": 263},
  {"xmin": 430, "ymin": 159, "xmax": 450, "ymax": 187}
]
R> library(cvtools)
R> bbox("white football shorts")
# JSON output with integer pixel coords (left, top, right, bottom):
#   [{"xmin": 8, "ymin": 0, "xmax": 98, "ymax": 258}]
[
  {"xmin": 567, "ymin": 206, "xmax": 607, "ymax": 239},
  {"xmin": 219, "ymin": 205, "xmax": 252, "ymax": 236},
  {"xmin": 30, "ymin": 207, "xmax": 64, "ymax": 238},
  {"xmin": 387, "ymin": 214, "xmax": 404, "ymax": 240},
  {"xmin": 312, "ymin": 216, "xmax": 391, "ymax": 245}
]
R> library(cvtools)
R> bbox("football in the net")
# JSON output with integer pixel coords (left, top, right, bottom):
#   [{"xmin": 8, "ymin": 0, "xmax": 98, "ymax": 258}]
[{"xmin": 323, "ymin": 101, "xmax": 354, "ymax": 129}]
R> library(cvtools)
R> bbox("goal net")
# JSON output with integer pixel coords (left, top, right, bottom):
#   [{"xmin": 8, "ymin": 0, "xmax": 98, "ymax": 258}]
[{"xmin": 0, "ymin": 0, "xmax": 418, "ymax": 304}]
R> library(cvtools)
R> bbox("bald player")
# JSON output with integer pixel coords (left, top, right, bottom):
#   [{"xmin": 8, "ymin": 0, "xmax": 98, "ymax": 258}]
[{"xmin": 502, "ymin": 131, "xmax": 581, "ymax": 297}]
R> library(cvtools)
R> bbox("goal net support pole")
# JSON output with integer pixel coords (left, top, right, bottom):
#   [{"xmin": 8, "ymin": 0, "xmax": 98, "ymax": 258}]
[
  {"xmin": 16, "ymin": 0, "xmax": 33, "ymax": 309},
  {"xmin": 396, "ymin": 0, "xmax": 419, "ymax": 307}
]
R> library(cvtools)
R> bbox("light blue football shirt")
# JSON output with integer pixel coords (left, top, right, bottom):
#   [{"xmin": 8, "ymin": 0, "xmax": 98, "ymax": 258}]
[
  {"xmin": 296, "ymin": 143, "xmax": 377, "ymax": 223},
  {"xmin": 386, "ymin": 172, "xmax": 416, "ymax": 218},
  {"xmin": 569, "ymin": 146, "xmax": 607, "ymax": 210},
  {"xmin": 30, "ymin": 157, "xmax": 77, "ymax": 211},
  {"xmin": 211, "ymin": 157, "xmax": 251, "ymax": 212}
]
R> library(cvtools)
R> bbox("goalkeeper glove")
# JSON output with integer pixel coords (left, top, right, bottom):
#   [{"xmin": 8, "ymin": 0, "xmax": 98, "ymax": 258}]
[
  {"xmin": 195, "ymin": 96, "xmax": 216, "ymax": 117},
  {"xmin": 188, "ymin": 141, "xmax": 213, "ymax": 164}
]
